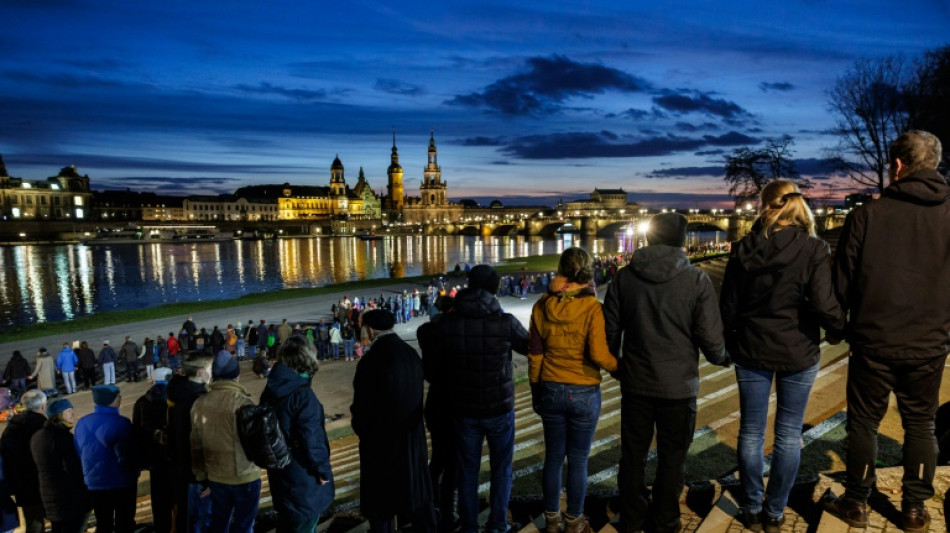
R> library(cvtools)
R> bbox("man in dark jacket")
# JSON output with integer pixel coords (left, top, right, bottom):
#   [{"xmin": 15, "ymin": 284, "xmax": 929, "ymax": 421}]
[
  {"xmin": 98, "ymin": 340, "xmax": 119, "ymax": 385},
  {"xmin": 133, "ymin": 368, "xmax": 175, "ymax": 533},
  {"xmin": 2, "ymin": 350, "xmax": 31, "ymax": 399},
  {"xmin": 166, "ymin": 353, "xmax": 213, "ymax": 533},
  {"xmin": 262, "ymin": 335, "xmax": 334, "ymax": 531},
  {"xmin": 604, "ymin": 213, "xmax": 730, "ymax": 533},
  {"xmin": 827, "ymin": 130, "xmax": 950, "ymax": 532},
  {"xmin": 183, "ymin": 315, "xmax": 198, "ymax": 350},
  {"xmin": 0, "ymin": 390, "xmax": 47, "ymax": 533},
  {"xmin": 31, "ymin": 398, "xmax": 92, "ymax": 532},
  {"xmin": 351, "ymin": 310, "xmax": 436, "ymax": 533},
  {"xmin": 120, "ymin": 336, "xmax": 140, "ymax": 382},
  {"xmin": 421, "ymin": 265, "xmax": 528, "ymax": 533}
]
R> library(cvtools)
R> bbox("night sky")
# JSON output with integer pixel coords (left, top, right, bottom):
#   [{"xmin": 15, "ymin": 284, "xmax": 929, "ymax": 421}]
[{"xmin": 2, "ymin": 1, "xmax": 948, "ymax": 208}]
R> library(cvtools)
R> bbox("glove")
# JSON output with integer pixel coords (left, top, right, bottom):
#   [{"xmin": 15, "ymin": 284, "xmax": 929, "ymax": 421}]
[{"xmin": 530, "ymin": 383, "xmax": 542, "ymax": 415}]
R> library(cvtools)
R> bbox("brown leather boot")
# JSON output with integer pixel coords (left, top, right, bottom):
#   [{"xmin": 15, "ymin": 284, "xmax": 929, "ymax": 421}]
[
  {"xmin": 824, "ymin": 495, "xmax": 868, "ymax": 528},
  {"xmin": 902, "ymin": 505, "xmax": 931, "ymax": 533},
  {"xmin": 544, "ymin": 511, "xmax": 561, "ymax": 533},
  {"xmin": 564, "ymin": 514, "xmax": 592, "ymax": 533}
]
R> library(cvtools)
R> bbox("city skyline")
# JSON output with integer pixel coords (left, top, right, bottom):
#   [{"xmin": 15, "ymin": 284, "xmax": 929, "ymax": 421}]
[{"xmin": 2, "ymin": 1, "xmax": 949, "ymax": 208}]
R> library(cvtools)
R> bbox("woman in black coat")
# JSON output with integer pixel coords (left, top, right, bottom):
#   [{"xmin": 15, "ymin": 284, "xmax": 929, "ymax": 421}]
[
  {"xmin": 261, "ymin": 335, "xmax": 334, "ymax": 533},
  {"xmin": 2, "ymin": 350, "xmax": 31, "ymax": 398},
  {"xmin": 351, "ymin": 310, "xmax": 435, "ymax": 533},
  {"xmin": 720, "ymin": 180, "xmax": 845, "ymax": 533},
  {"xmin": 30, "ymin": 399, "xmax": 92, "ymax": 533}
]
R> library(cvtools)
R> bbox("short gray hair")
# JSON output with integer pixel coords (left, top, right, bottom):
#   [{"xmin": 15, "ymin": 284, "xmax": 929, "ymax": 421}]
[
  {"xmin": 21, "ymin": 390, "xmax": 47, "ymax": 412},
  {"xmin": 890, "ymin": 130, "xmax": 942, "ymax": 175}
]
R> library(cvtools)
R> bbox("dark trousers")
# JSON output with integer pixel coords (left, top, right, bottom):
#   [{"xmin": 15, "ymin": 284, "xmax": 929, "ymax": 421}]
[
  {"xmin": 845, "ymin": 353, "xmax": 947, "ymax": 504},
  {"xmin": 91, "ymin": 487, "xmax": 137, "ymax": 533},
  {"xmin": 20, "ymin": 503, "xmax": 46, "ymax": 533},
  {"xmin": 50, "ymin": 512, "xmax": 89, "ymax": 533},
  {"xmin": 369, "ymin": 505, "xmax": 436, "ymax": 533},
  {"xmin": 426, "ymin": 413, "xmax": 458, "ymax": 528},
  {"xmin": 80, "ymin": 366, "xmax": 96, "ymax": 389},
  {"xmin": 618, "ymin": 394, "xmax": 696, "ymax": 533},
  {"xmin": 208, "ymin": 479, "xmax": 261, "ymax": 532},
  {"xmin": 150, "ymin": 467, "xmax": 176, "ymax": 533},
  {"xmin": 125, "ymin": 360, "xmax": 140, "ymax": 382}
]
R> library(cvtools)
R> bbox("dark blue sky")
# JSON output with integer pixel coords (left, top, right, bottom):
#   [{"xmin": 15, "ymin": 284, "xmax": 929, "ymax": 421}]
[{"xmin": 2, "ymin": 1, "xmax": 948, "ymax": 207}]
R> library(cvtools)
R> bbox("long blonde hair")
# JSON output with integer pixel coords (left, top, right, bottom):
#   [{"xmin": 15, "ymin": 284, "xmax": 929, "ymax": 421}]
[{"xmin": 757, "ymin": 180, "xmax": 815, "ymax": 237}]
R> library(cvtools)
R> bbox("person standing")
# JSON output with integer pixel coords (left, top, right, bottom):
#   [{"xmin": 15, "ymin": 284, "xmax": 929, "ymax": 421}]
[
  {"xmin": 2, "ymin": 351, "xmax": 30, "ymax": 399},
  {"xmin": 257, "ymin": 319, "xmax": 269, "ymax": 357},
  {"xmin": 720, "ymin": 181, "xmax": 845, "ymax": 532},
  {"xmin": 30, "ymin": 348, "xmax": 57, "ymax": 398},
  {"xmin": 167, "ymin": 332, "xmax": 182, "ymax": 370},
  {"xmin": 211, "ymin": 326, "xmax": 225, "ymax": 355},
  {"xmin": 825, "ymin": 131, "xmax": 950, "ymax": 533},
  {"xmin": 329, "ymin": 323, "xmax": 342, "ymax": 361},
  {"xmin": 31, "ymin": 399, "xmax": 92, "ymax": 533},
  {"xmin": 141, "ymin": 336, "xmax": 155, "ymax": 381},
  {"xmin": 528, "ymin": 248, "xmax": 618, "ymax": 533},
  {"xmin": 342, "ymin": 322, "xmax": 356, "ymax": 362},
  {"xmin": 133, "ymin": 368, "xmax": 175, "ymax": 533},
  {"xmin": 55, "ymin": 343, "xmax": 79, "ymax": 395},
  {"xmin": 98, "ymin": 340, "xmax": 118, "ymax": 385},
  {"xmin": 351, "ymin": 310, "xmax": 435, "ymax": 533},
  {"xmin": 166, "ymin": 353, "xmax": 214, "ymax": 533},
  {"xmin": 316, "ymin": 320, "xmax": 329, "ymax": 361},
  {"xmin": 76, "ymin": 342, "xmax": 97, "ymax": 390},
  {"xmin": 245, "ymin": 320, "xmax": 258, "ymax": 361},
  {"xmin": 261, "ymin": 336, "xmax": 334, "ymax": 532},
  {"xmin": 191, "ymin": 351, "xmax": 262, "ymax": 532},
  {"xmin": 422, "ymin": 265, "xmax": 529, "ymax": 533},
  {"xmin": 278, "ymin": 319, "xmax": 293, "ymax": 347},
  {"xmin": 0, "ymin": 390, "xmax": 47, "ymax": 533},
  {"xmin": 183, "ymin": 315, "xmax": 198, "ymax": 350},
  {"xmin": 74, "ymin": 385, "xmax": 139, "ymax": 533},
  {"xmin": 604, "ymin": 213, "xmax": 731, "ymax": 533},
  {"xmin": 120, "ymin": 336, "xmax": 140, "ymax": 383}
]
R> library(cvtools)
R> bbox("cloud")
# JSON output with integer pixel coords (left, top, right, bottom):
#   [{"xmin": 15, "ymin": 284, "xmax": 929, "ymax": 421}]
[
  {"xmin": 652, "ymin": 91, "xmax": 752, "ymax": 119},
  {"xmin": 446, "ymin": 55, "xmax": 650, "ymax": 116},
  {"xmin": 619, "ymin": 108, "xmax": 652, "ymax": 120},
  {"xmin": 374, "ymin": 78, "xmax": 426, "ymax": 96},
  {"xmin": 500, "ymin": 131, "xmax": 760, "ymax": 159},
  {"xmin": 454, "ymin": 136, "xmax": 507, "ymax": 146},
  {"xmin": 695, "ymin": 149, "xmax": 726, "ymax": 156},
  {"xmin": 758, "ymin": 81, "xmax": 796, "ymax": 92},
  {"xmin": 2, "ymin": 70, "xmax": 146, "ymax": 90},
  {"xmin": 675, "ymin": 121, "xmax": 719, "ymax": 132},
  {"xmin": 7, "ymin": 153, "xmax": 308, "ymax": 175},
  {"xmin": 234, "ymin": 82, "xmax": 329, "ymax": 102},
  {"xmin": 647, "ymin": 166, "xmax": 723, "ymax": 178}
]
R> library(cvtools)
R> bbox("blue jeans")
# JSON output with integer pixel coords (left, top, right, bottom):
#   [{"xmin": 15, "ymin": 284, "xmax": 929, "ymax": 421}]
[
  {"xmin": 537, "ymin": 383, "xmax": 601, "ymax": 517},
  {"xmin": 736, "ymin": 362, "xmax": 819, "ymax": 519},
  {"xmin": 330, "ymin": 342, "xmax": 340, "ymax": 360},
  {"xmin": 455, "ymin": 411, "xmax": 515, "ymax": 533},
  {"xmin": 344, "ymin": 339, "xmax": 355, "ymax": 358},
  {"xmin": 208, "ymin": 479, "xmax": 261, "ymax": 532},
  {"xmin": 188, "ymin": 482, "xmax": 213, "ymax": 533},
  {"xmin": 103, "ymin": 362, "xmax": 116, "ymax": 384}
]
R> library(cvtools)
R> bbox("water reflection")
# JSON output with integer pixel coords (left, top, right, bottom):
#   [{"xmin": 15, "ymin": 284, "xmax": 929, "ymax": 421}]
[{"xmin": 0, "ymin": 235, "xmax": 625, "ymax": 329}]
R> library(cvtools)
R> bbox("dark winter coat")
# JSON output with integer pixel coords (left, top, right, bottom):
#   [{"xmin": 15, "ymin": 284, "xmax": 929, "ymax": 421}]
[
  {"xmin": 720, "ymin": 225, "xmax": 845, "ymax": 371},
  {"xmin": 31, "ymin": 420, "xmax": 91, "ymax": 522},
  {"xmin": 98, "ymin": 345, "xmax": 118, "ymax": 365},
  {"xmin": 74, "ymin": 406, "xmax": 139, "ymax": 490},
  {"xmin": 76, "ymin": 347, "xmax": 96, "ymax": 370},
  {"xmin": 211, "ymin": 329, "xmax": 225, "ymax": 352},
  {"xmin": 350, "ymin": 332, "xmax": 432, "ymax": 520},
  {"xmin": 0, "ymin": 455, "xmax": 19, "ymax": 532},
  {"xmin": 0, "ymin": 410, "xmax": 46, "ymax": 507},
  {"xmin": 604, "ymin": 245, "xmax": 729, "ymax": 399},
  {"xmin": 165, "ymin": 375, "xmax": 207, "ymax": 484},
  {"xmin": 261, "ymin": 363, "xmax": 334, "ymax": 522},
  {"xmin": 120, "ymin": 340, "xmax": 139, "ymax": 363},
  {"xmin": 246, "ymin": 325, "xmax": 258, "ymax": 346},
  {"xmin": 2, "ymin": 352, "xmax": 30, "ymax": 381},
  {"xmin": 421, "ymin": 288, "xmax": 528, "ymax": 418},
  {"xmin": 133, "ymin": 382, "xmax": 170, "ymax": 470},
  {"xmin": 834, "ymin": 168, "xmax": 950, "ymax": 361},
  {"xmin": 417, "ymin": 317, "xmax": 452, "ymax": 422}
]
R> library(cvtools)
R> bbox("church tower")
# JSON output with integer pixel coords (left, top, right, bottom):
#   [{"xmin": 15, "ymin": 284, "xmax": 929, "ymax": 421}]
[
  {"xmin": 420, "ymin": 129, "xmax": 447, "ymax": 206},
  {"xmin": 330, "ymin": 155, "xmax": 348, "ymax": 215},
  {"xmin": 386, "ymin": 130, "xmax": 404, "ymax": 215}
]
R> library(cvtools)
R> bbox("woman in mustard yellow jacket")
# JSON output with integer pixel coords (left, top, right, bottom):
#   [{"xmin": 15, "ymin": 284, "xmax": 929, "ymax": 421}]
[{"xmin": 529, "ymin": 247, "xmax": 618, "ymax": 533}]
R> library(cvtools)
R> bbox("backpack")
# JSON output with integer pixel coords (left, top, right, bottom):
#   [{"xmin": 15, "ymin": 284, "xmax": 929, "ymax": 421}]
[{"xmin": 235, "ymin": 386, "xmax": 306, "ymax": 470}]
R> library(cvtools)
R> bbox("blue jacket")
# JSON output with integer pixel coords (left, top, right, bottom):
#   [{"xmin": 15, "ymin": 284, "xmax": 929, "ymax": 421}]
[
  {"xmin": 261, "ymin": 363, "xmax": 334, "ymax": 521},
  {"xmin": 56, "ymin": 348, "xmax": 78, "ymax": 373},
  {"xmin": 98, "ymin": 346, "xmax": 118, "ymax": 365},
  {"xmin": 74, "ymin": 406, "xmax": 139, "ymax": 490}
]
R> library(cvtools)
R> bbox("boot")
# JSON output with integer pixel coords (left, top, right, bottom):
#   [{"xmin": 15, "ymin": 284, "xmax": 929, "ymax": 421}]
[
  {"xmin": 544, "ymin": 511, "xmax": 561, "ymax": 533},
  {"xmin": 564, "ymin": 514, "xmax": 591, "ymax": 533}
]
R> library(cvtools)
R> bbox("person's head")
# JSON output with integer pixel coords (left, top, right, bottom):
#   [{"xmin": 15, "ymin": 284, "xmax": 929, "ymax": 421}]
[
  {"xmin": 11, "ymin": 350, "xmax": 22, "ymax": 360},
  {"xmin": 153, "ymin": 367, "xmax": 174, "ymax": 383},
  {"xmin": 889, "ymin": 130, "xmax": 942, "ymax": 182},
  {"xmin": 62, "ymin": 342, "xmax": 69, "ymax": 349},
  {"xmin": 277, "ymin": 335, "xmax": 320, "ymax": 376},
  {"xmin": 125, "ymin": 335, "xmax": 131, "ymax": 342},
  {"xmin": 46, "ymin": 398, "xmax": 74, "ymax": 427},
  {"xmin": 646, "ymin": 213, "xmax": 689, "ymax": 248},
  {"xmin": 187, "ymin": 315, "xmax": 193, "ymax": 321},
  {"xmin": 468, "ymin": 264, "xmax": 500, "ymax": 294},
  {"xmin": 757, "ymin": 180, "xmax": 815, "ymax": 237},
  {"xmin": 169, "ymin": 332, "xmax": 175, "ymax": 338},
  {"xmin": 92, "ymin": 384, "xmax": 121, "ymax": 408},
  {"xmin": 80, "ymin": 341, "xmax": 89, "ymax": 350},
  {"xmin": 360, "ymin": 309, "xmax": 395, "ymax": 340},
  {"xmin": 212, "ymin": 351, "xmax": 240, "ymax": 381},
  {"xmin": 103, "ymin": 340, "xmax": 110, "ymax": 347},
  {"xmin": 37, "ymin": 348, "xmax": 49, "ymax": 358},
  {"xmin": 557, "ymin": 247, "xmax": 594, "ymax": 285},
  {"xmin": 21, "ymin": 389, "xmax": 47, "ymax": 413},
  {"xmin": 183, "ymin": 352, "xmax": 214, "ymax": 384}
]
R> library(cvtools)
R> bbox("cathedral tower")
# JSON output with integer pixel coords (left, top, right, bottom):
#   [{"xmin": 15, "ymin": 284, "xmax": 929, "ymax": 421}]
[
  {"xmin": 420, "ymin": 129, "xmax": 447, "ymax": 206},
  {"xmin": 386, "ymin": 130, "xmax": 404, "ymax": 215},
  {"xmin": 330, "ymin": 154, "xmax": 346, "ymax": 196}
]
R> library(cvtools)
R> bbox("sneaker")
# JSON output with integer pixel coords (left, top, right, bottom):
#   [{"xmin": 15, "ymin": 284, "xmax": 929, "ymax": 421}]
[
  {"xmin": 738, "ymin": 509, "xmax": 762, "ymax": 532},
  {"xmin": 762, "ymin": 514, "xmax": 784, "ymax": 533},
  {"xmin": 902, "ymin": 505, "xmax": 931, "ymax": 533},
  {"xmin": 544, "ymin": 511, "xmax": 561, "ymax": 533},
  {"xmin": 824, "ymin": 495, "xmax": 868, "ymax": 528},
  {"xmin": 564, "ymin": 514, "xmax": 591, "ymax": 533}
]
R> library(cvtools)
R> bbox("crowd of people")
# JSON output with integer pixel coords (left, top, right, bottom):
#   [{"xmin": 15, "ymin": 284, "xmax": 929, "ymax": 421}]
[{"xmin": 0, "ymin": 130, "xmax": 947, "ymax": 533}]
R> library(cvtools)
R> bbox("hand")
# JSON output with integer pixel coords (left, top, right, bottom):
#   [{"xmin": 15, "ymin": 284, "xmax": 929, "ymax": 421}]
[
  {"xmin": 530, "ymin": 383, "xmax": 542, "ymax": 414},
  {"xmin": 318, "ymin": 477, "xmax": 328, "ymax": 485},
  {"xmin": 200, "ymin": 487, "xmax": 211, "ymax": 498}
]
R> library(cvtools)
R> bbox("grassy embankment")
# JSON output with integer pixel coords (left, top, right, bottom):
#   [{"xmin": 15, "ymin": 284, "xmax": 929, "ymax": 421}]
[{"xmin": 0, "ymin": 251, "xmax": 727, "ymax": 344}]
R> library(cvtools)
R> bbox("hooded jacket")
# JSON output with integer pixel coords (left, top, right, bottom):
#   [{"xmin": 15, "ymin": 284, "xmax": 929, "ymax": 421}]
[
  {"xmin": 604, "ymin": 245, "xmax": 729, "ymax": 399},
  {"xmin": 834, "ymin": 168, "xmax": 950, "ymax": 360},
  {"xmin": 528, "ymin": 276, "xmax": 618, "ymax": 385},
  {"xmin": 56, "ymin": 347, "xmax": 78, "ymax": 373},
  {"xmin": 98, "ymin": 345, "xmax": 118, "ymax": 365},
  {"xmin": 260, "ymin": 363, "xmax": 334, "ymax": 521},
  {"xmin": 74, "ymin": 405, "xmax": 140, "ymax": 490},
  {"xmin": 720, "ymin": 224, "xmax": 845, "ymax": 371},
  {"xmin": 0, "ymin": 410, "xmax": 46, "ymax": 507}
]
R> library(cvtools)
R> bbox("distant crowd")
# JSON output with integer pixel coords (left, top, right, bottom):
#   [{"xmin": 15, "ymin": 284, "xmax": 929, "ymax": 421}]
[{"xmin": 0, "ymin": 132, "xmax": 945, "ymax": 533}]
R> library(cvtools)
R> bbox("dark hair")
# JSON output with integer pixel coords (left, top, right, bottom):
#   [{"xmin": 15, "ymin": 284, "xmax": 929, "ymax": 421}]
[
  {"xmin": 182, "ymin": 352, "xmax": 214, "ymax": 378},
  {"xmin": 890, "ymin": 130, "xmax": 942, "ymax": 176},
  {"xmin": 79, "ymin": 341, "xmax": 89, "ymax": 350},
  {"xmin": 558, "ymin": 247, "xmax": 593, "ymax": 284},
  {"xmin": 277, "ymin": 335, "xmax": 320, "ymax": 376}
]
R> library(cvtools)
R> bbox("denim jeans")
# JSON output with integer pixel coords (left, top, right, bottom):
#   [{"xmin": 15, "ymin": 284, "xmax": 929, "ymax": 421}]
[
  {"xmin": 344, "ymin": 339, "xmax": 355, "ymax": 358},
  {"xmin": 455, "ymin": 411, "xmax": 515, "ymax": 533},
  {"xmin": 537, "ymin": 383, "xmax": 601, "ymax": 517},
  {"xmin": 103, "ymin": 362, "xmax": 116, "ymax": 384},
  {"xmin": 62, "ymin": 371, "xmax": 76, "ymax": 394},
  {"xmin": 246, "ymin": 344, "xmax": 256, "ymax": 361},
  {"xmin": 187, "ymin": 482, "xmax": 213, "ymax": 533},
  {"xmin": 330, "ymin": 342, "xmax": 340, "ymax": 360},
  {"xmin": 736, "ymin": 362, "xmax": 819, "ymax": 519},
  {"xmin": 208, "ymin": 479, "xmax": 261, "ymax": 532}
]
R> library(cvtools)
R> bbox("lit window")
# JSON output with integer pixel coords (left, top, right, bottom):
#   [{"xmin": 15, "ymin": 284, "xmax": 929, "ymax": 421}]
[
  {"xmin": 11, "ymin": 207, "xmax": 20, "ymax": 218},
  {"xmin": 22, "ymin": 183, "xmax": 31, "ymax": 189},
  {"xmin": 51, "ymin": 184, "xmax": 60, "ymax": 190},
  {"xmin": 74, "ymin": 196, "xmax": 84, "ymax": 206}
]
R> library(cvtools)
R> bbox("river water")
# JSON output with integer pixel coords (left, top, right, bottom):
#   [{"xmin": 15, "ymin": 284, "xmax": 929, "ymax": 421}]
[{"xmin": 0, "ymin": 234, "xmax": 648, "ymax": 329}]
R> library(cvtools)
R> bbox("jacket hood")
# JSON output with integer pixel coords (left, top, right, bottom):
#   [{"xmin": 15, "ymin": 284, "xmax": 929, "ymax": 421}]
[
  {"xmin": 166, "ymin": 375, "xmax": 207, "ymax": 405},
  {"xmin": 264, "ymin": 362, "xmax": 310, "ymax": 399},
  {"xmin": 735, "ymin": 225, "xmax": 808, "ymax": 273},
  {"xmin": 631, "ymin": 245, "xmax": 692, "ymax": 283},
  {"xmin": 538, "ymin": 278, "xmax": 599, "ymax": 325},
  {"xmin": 885, "ymin": 168, "xmax": 950, "ymax": 206},
  {"xmin": 452, "ymin": 287, "xmax": 501, "ymax": 317}
]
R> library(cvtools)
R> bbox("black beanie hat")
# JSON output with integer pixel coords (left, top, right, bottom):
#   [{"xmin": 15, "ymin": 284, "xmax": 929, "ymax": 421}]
[
  {"xmin": 361, "ymin": 309, "xmax": 396, "ymax": 331},
  {"xmin": 647, "ymin": 213, "xmax": 689, "ymax": 247},
  {"xmin": 468, "ymin": 264, "xmax": 500, "ymax": 294}
]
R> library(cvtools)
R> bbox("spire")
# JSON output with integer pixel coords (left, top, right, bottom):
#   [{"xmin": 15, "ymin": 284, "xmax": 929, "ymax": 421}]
[{"xmin": 358, "ymin": 166, "xmax": 366, "ymax": 182}]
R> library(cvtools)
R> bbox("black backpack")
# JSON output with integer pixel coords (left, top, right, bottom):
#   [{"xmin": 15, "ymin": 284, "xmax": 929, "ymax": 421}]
[{"xmin": 236, "ymin": 386, "xmax": 306, "ymax": 470}]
